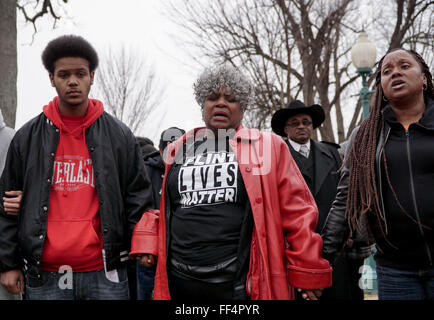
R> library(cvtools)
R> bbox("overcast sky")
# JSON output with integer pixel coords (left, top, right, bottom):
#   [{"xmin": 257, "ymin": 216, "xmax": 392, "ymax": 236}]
[{"xmin": 16, "ymin": 0, "xmax": 204, "ymax": 145}]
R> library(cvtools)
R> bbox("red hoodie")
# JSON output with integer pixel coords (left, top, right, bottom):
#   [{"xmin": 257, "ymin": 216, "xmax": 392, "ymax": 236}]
[{"xmin": 41, "ymin": 97, "xmax": 105, "ymax": 272}]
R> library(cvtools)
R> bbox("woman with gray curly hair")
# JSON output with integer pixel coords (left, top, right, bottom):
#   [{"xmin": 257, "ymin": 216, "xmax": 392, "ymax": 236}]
[
  {"xmin": 193, "ymin": 64, "xmax": 255, "ymax": 112},
  {"xmin": 131, "ymin": 65, "xmax": 332, "ymax": 300}
]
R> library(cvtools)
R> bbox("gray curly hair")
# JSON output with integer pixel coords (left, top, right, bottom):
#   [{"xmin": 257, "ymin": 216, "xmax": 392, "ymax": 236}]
[{"xmin": 193, "ymin": 65, "xmax": 255, "ymax": 111}]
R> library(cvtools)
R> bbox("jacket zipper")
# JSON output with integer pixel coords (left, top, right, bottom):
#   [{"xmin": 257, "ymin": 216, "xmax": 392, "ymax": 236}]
[
  {"xmin": 405, "ymin": 129, "xmax": 433, "ymax": 265},
  {"xmin": 37, "ymin": 123, "xmax": 60, "ymax": 274},
  {"xmin": 377, "ymin": 125, "xmax": 391, "ymax": 234}
]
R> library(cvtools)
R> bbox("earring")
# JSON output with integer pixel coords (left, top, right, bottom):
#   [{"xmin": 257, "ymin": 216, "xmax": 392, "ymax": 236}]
[{"xmin": 383, "ymin": 95, "xmax": 388, "ymax": 102}]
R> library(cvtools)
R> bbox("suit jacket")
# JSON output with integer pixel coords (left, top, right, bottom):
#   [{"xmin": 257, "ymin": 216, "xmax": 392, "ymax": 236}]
[{"xmin": 287, "ymin": 140, "xmax": 342, "ymax": 233}]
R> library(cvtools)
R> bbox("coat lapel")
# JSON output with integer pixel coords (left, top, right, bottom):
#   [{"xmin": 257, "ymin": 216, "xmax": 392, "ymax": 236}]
[
  {"xmin": 312, "ymin": 141, "xmax": 335, "ymax": 196},
  {"xmin": 286, "ymin": 141, "xmax": 305, "ymax": 169}
]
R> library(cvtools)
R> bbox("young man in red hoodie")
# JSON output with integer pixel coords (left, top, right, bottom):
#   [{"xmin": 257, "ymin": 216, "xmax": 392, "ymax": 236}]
[{"xmin": 0, "ymin": 35, "xmax": 154, "ymax": 300}]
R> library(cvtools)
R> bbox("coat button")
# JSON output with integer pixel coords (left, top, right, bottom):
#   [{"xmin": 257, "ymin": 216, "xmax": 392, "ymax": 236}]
[
  {"xmin": 38, "ymin": 235, "xmax": 44, "ymax": 240},
  {"xmin": 43, "ymin": 206, "xmax": 48, "ymax": 211},
  {"xmin": 245, "ymin": 167, "xmax": 252, "ymax": 172},
  {"xmin": 255, "ymin": 197, "xmax": 262, "ymax": 204}
]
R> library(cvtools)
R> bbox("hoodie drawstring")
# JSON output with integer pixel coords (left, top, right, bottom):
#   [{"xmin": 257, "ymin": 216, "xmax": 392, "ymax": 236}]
[
  {"xmin": 82, "ymin": 127, "xmax": 88, "ymax": 176},
  {"xmin": 61, "ymin": 127, "xmax": 89, "ymax": 197},
  {"xmin": 58, "ymin": 125, "xmax": 68, "ymax": 197}
]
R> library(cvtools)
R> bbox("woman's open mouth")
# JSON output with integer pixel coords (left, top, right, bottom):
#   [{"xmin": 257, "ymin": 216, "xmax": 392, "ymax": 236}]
[{"xmin": 213, "ymin": 112, "xmax": 229, "ymax": 121}]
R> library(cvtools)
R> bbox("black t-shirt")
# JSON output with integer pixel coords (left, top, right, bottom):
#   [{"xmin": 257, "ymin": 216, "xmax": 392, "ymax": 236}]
[{"xmin": 167, "ymin": 137, "xmax": 249, "ymax": 266}]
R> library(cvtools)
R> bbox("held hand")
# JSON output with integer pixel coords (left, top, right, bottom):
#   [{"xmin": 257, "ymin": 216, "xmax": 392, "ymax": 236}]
[
  {"xmin": 135, "ymin": 254, "xmax": 157, "ymax": 267},
  {"xmin": 3, "ymin": 190, "xmax": 23, "ymax": 216},
  {"xmin": 0, "ymin": 270, "xmax": 25, "ymax": 295},
  {"xmin": 297, "ymin": 288, "xmax": 323, "ymax": 300}
]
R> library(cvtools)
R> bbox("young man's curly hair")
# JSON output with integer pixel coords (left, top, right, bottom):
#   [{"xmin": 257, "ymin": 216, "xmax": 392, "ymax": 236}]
[{"xmin": 41, "ymin": 35, "xmax": 99, "ymax": 74}]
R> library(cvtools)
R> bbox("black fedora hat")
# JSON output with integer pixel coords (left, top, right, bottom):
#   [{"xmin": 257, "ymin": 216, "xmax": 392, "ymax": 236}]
[{"xmin": 271, "ymin": 100, "xmax": 325, "ymax": 137}]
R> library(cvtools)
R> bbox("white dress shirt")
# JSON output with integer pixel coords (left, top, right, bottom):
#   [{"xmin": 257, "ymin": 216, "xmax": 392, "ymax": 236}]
[{"xmin": 288, "ymin": 139, "xmax": 311, "ymax": 157}]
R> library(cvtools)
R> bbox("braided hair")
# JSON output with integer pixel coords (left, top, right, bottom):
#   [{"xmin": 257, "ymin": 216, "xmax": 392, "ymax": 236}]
[{"xmin": 346, "ymin": 48, "xmax": 434, "ymax": 240}]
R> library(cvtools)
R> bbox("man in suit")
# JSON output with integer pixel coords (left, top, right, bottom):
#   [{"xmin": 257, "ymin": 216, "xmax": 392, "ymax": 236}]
[{"xmin": 271, "ymin": 100, "xmax": 364, "ymax": 300}]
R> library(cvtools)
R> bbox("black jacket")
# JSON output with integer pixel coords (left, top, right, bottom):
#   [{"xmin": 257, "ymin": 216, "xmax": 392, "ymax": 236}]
[
  {"xmin": 143, "ymin": 150, "xmax": 165, "ymax": 209},
  {"xmin": 289, "ymin": 139, "xmax": 366, "ymax": 299},
  {"xmin": 322, "ymin": 98, "xmax": 434, "ymax": 269},
  {"xmin": 321, "ymin": 126, "xmax": 372, "ymax": 263},
  {"xmin": 287, "ymin": 140, "xmax": 342, "ymax": 233},
  {"xmin": 0, "ymin": 111, "xmax": 154, "ymax": 277}
]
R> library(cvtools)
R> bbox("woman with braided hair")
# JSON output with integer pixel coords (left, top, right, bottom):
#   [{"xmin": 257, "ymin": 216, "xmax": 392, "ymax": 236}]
[{"xmin": 321, "ymin": 48, "xmax": 434, "ymax": 300}]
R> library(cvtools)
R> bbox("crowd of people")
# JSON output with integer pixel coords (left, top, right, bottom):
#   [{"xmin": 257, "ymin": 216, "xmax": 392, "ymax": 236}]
[{"xmin": 0, "ymin": 34, "xmax": 433, "ymax": 301}]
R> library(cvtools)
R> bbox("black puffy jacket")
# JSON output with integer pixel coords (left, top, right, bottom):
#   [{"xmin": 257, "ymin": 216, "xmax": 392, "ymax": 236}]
[{"xmin": 0, "ymin": 111, "xmax": 154, "ymax": 277}]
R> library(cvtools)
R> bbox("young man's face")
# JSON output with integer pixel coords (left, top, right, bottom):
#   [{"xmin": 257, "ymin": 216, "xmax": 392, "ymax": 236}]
[{"xmin": 49, "ymin": 57, "xmax": 94, "ymax": 115}]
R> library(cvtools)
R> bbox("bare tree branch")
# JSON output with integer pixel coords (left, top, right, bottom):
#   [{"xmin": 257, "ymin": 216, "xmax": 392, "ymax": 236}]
[
  {"xmin": 92, "ymin": 45, "xmax": 166, "ymax": 137},
  {"xmin": 164, "ymin": 0, "xmax": 433, "ymax": 141},
  {"xmin": 17, "ymin": 0, "xmax": 68, "ymax": 43}
]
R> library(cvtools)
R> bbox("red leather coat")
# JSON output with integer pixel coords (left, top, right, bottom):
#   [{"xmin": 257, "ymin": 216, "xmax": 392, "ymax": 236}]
[{"xmin": 131, "ymin": 127, "xmax": 332, "ymax": 300}]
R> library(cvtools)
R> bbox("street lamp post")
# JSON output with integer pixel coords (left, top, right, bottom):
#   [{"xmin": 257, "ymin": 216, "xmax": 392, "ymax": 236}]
[
  {"xmin": 351, "ymin": 32, "xmax": 377, "ymax": 120},
  {"xmin": 351, "ymin": 34, "xmax": 379, "ymax": 298}
]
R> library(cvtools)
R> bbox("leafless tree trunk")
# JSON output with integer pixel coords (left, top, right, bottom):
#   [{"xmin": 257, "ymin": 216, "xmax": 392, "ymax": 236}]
[
  {"xmin": 0, "ymin": 0, "xmax": 68, "ymax": 128},
  {"xmin": 0, "ymin": 0, "xmax": 17, "ymax": 128},
  {"xmin": 92, "ymin": 45, "xmax": 166, "ymax": 136}
]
